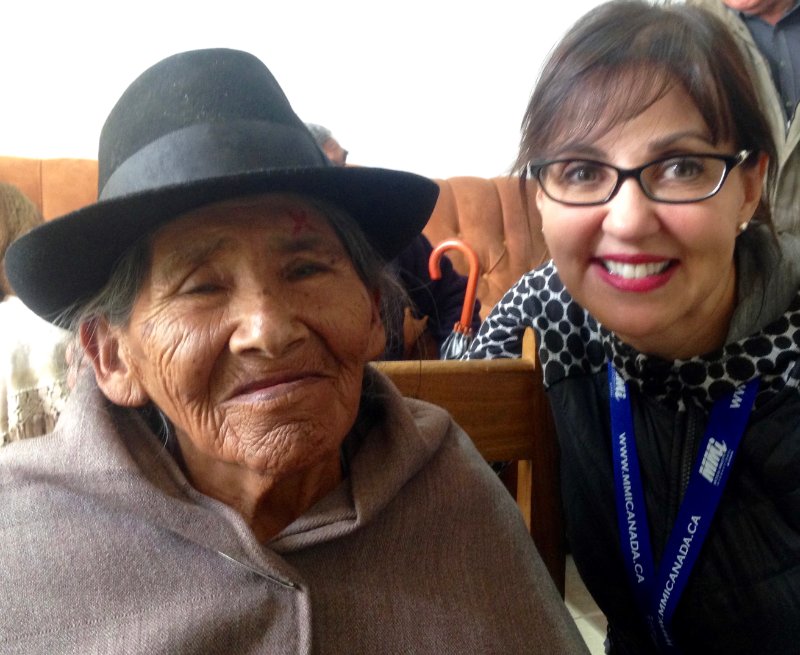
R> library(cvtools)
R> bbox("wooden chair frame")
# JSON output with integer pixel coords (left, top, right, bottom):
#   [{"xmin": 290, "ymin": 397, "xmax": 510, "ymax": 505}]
[{"xmin": 372, "ymin": 332, "xmax": 565, "ymax": 596}]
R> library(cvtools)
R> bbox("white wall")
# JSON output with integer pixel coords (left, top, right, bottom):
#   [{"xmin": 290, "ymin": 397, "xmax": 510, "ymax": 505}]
[{"xmin": 2, "ymin": 1, "xmax": 601, "ymax": 179}]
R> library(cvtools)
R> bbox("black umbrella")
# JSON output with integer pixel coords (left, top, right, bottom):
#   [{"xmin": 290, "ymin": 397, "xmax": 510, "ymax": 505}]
[{"xmin": 428, "ymin": 238, "xmax": 481, "ymax": 359}]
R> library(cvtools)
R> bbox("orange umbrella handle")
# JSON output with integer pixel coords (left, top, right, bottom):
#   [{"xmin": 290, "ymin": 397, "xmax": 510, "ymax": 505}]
[{"xmin": 428, "ymin": 238, "xmax": 480, "ymax": 332}]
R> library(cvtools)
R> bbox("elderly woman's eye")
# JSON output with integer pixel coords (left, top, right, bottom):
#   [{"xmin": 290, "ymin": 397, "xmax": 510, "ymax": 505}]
[
  {"xmin": 180, "ymin": 280, "xmax": 224, "ymax": 295},
  {"xmin": 191, "ymin": 284, "xmax": 220, "ymax": 294},
  {"xmin": 287, "ymin": 260, "xmax": 330, "ymax": 280}
]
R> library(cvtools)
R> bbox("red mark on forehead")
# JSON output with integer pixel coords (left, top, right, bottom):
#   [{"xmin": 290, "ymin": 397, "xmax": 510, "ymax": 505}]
[{"xmin": 288, "ymin": 209, "xmax": 315, "ymax": 236}]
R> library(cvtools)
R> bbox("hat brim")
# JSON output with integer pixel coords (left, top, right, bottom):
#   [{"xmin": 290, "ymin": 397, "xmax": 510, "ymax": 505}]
[{"xmin": 5, "ymin": 166, "xmax": 439, "ymax": 324}]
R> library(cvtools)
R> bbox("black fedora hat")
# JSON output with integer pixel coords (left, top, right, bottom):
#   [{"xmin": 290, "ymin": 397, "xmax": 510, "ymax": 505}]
[{"xmin": 5, "ymin": 48, "xmax": 439, "ymax": 324}]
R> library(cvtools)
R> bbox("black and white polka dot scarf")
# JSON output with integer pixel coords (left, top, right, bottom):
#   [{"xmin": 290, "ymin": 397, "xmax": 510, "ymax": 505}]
[{"xmin": 474, "ymin": 261, "xmax": 800, "ymax": 412}]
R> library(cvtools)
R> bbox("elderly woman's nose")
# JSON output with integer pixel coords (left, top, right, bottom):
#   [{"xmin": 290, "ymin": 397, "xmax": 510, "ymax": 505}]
[
  {"xmin": 601, "ymin": 178, "xmax": 660, "ymax": 239},
  {"xmin": 228, "ymin": 291, "xmax": 308, "ymax": 356}
]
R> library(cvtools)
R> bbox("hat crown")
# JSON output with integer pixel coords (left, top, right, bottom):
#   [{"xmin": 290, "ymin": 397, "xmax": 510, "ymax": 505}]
[{"xmin": 98, "ymin": 48, "xmax": 322, "ymax": 195}]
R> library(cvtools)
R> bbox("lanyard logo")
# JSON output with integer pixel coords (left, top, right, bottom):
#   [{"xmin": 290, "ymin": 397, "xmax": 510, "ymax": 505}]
[
  {"xmin": 698, "ymin": 438, "xmax": 729, "ymax": 485},
  {"xmin": 613, "ymin": 371, "xmax": 627, "ymax": 400}
]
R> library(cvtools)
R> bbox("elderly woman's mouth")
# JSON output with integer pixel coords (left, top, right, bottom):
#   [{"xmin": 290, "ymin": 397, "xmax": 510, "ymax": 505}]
[{"xmin": 226, "ymin": 373, "xmax": 326, "ymax": 402}]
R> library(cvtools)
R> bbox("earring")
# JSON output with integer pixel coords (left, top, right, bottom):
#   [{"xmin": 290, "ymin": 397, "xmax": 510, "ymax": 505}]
[{"xmin": 737, "ymin": 221, "xmax": 750, "ymax": 234}]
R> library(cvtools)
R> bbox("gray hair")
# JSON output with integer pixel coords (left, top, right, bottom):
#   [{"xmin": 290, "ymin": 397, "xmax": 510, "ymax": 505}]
[{"xmin": 305, "ymin": 123, "xmax": 334, "ymax": 149}]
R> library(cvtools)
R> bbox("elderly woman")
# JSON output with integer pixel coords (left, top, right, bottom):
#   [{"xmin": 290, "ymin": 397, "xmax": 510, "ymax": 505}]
[
  {"xmin": 467, "ymin": 2, "xmax": 800, "ymax": 654},
  {"xmin": 0, "ymin": 49, "xmax": 586, "ymax": 654},
  {"xmin": 0, "ymin": 182, "xmax": 69, "ymax": 443}
]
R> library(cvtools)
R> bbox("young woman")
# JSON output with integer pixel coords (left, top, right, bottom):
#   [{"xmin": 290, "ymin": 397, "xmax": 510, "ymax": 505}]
[{"xmin": 467, "ymin": 1, "xmax": 800, "ymax": 653}]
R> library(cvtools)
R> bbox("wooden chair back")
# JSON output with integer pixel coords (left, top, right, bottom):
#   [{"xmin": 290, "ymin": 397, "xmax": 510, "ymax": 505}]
[{"xmin": 372, "ymin": 330, "xmax": 565, "ymax": 596}]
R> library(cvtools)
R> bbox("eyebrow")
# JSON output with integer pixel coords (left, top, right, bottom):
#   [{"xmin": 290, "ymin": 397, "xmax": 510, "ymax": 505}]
[
  {"xmin": 551, "ymin": 130, "xmax": 715, "ymax": 161},
  {"xmin": 278, "ymin": 233, "xmax": 337, "ymax": 255},
  {"xmin": 159, "ymin": 237, "xmax": 232, "ymax": 281},
  {"xmin": 158, "ymin": 232, "xmax": 342, "ymax": 281}
]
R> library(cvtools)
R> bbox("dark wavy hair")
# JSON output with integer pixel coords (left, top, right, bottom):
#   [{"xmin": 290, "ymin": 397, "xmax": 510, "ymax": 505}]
[{"xmin": 514, "ymin": 0, "xmax": 777, "ymax": 229}]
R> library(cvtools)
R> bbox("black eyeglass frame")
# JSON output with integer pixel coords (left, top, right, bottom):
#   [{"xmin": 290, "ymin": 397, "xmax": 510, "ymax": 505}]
[{"xmin": 528, "ymin": 150, "xmax": 752, "ymax": 206}]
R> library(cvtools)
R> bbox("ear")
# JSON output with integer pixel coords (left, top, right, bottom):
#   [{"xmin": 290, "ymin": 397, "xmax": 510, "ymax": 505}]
[
  {"xmin": 535, "ymin": 183, "xmax": 551, "ymax": 244},
  {"xmin": 79, "ymin": 318, "xmax": 150, "ymax": 407},
  {"xmin": 535, "ymin": 182, "xmax": 546, "ymax": 216},
  {"xmin": 736, "ymin": 152, "xmax": 769, "ymax": 224},
  {"xmin": 365, "ymin": 288, "xmax": 387, "ymax": 361}
]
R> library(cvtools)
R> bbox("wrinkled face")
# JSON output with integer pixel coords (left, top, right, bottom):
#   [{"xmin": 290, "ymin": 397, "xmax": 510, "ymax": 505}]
[
  {"xmin": 537, "ymin": 85, "xmax": 764, "ymax": 359},
  {"xmin": 100, "ymin": 194, "xmax": 385, "ymax": 476}
]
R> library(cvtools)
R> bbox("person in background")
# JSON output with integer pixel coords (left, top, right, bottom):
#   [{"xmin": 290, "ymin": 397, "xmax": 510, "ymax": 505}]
[
  {"xmin": 687, "ymin": 0, "xmax": 800, "ymax": 235},
  {"xmin": 0, "ymin": 182, "xmax": 69, "ymax": 444},
  {"xmin": 0, "ymin": 48, "xmax": 586, "ymax": 654},
  {"xmin": 305, "ymin": 122, "xmax": 349, "ymax": 166},
  {"xmin": 467, "ymin": 1, "xmax": 800, "ymax": 652},
  {"xmin": 305, "ymin": 122, "xmax": 481, "ymax": 359}
]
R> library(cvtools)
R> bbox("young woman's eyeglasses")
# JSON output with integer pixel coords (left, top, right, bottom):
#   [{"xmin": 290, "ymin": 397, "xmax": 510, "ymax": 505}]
[{"xmin": 529, "ymin": 150, "xmax": 751, "ymax": 206}]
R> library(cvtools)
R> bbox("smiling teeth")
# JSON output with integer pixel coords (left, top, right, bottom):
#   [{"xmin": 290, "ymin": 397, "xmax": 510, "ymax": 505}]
[{"xmin": 603, "ymin": 260, "xmax": 670, "ymax": 279}]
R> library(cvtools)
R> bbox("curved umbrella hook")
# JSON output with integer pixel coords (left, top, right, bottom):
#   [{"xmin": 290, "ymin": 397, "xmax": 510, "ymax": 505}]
[{"xmin": 428, "ymin": 238, "xmax": 481, "ymax": 334}]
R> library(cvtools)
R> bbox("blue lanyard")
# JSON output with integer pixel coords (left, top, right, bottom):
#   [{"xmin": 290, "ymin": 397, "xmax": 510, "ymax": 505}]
[{"xmin": 607, "ymin": 366, "xmax": 759, "ymax": 653}]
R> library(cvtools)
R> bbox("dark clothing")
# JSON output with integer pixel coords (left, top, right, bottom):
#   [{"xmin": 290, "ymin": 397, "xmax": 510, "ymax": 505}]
[
  {"xmin": 385, "ymin": 234, "xmax": 481, "ymax": 360},
  {"xmin": 467, "ymin": 227, "xmax": 800, "ymax": 654},
  {"xmin": 740, "ymin": 1, "xmax": 800, "ymax": 122}
]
